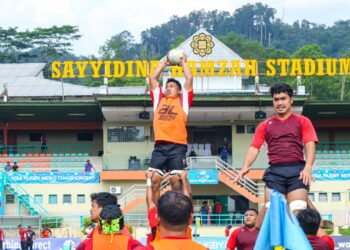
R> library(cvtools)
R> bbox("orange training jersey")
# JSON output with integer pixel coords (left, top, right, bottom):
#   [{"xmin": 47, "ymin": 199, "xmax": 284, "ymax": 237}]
[
  {"xmin": 151, "ymin": 86, "xmax": 193, "ymax": 145},
  {"xmin": 92, "ymin": 228, "xmax": 130, "ymax": 250},
  {"xmin": 150, "ymin": 236, "xmax": 208, "ymax": 250}
]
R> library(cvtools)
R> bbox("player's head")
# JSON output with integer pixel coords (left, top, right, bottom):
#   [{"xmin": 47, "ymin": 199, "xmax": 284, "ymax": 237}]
[
  {"xmin": 157, "ymin": 191, "xmax": 192, "ymax": 232},
  {"xmin": 165, "ymin": 78, "xmax": 182, "ymax": 98},
  {"xmin": 270, "ymin": 84, "xmax": 294, "ymax": 115},
  {"xmin": 99, "ymin": 205, "xmax": 124, "ymax": 234},
  {"xmin": 90, "ymin": 192, "xmax": 118, "ymax": 222},
  {"xmin": 297, "ymin": 209, "xmax": 321, "ymax": 236},
  {"xmin": 244, "ymin": 208, "xmax": 258, "ymax": 229}
]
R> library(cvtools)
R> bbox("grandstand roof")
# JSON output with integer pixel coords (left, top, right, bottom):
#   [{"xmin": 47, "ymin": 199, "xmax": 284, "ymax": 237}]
[
  {"xmin": 302, "ymin": 101, "xmax": 350, "ymax": 119},
  {"xmin": 0, "ymin": 63, "xmax": 146, "ymax": 98}
]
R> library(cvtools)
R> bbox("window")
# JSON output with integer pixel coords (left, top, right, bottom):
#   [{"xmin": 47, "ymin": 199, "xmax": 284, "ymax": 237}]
[
  {"xmin": 77, "ymin": 133, "xmax": 93, "ymax": 141},
  {"xmin": 29, "ymin": 133, "xmax": 41, "ymax": 141},
  {"xmin": 236, "ymin": 125, "xmax": 245, "ymax": 134},
  {"xmin": 34, "ymin": 195, "xmax": 43, "ymax": 204},
  {"xmin": 63, "ymin": 194, "xmax": 72, "ymax": 204},
  {"xmin": 77, "ymin": 194, "xmax": 86, "ymax": 204},
  {"xmin": 49, "ymin": 195, "xmax": 57, "ymax": 204},
  {"xmin": 319, "ymin": 192, "xmax": 328, "ymax": 202},
  {"xmin": 308, "ymin": 192, "xmax": 315, "ymax": 202},
  {"xmin": 6, "ymin": 194, "xmax": 15, "ymax": 204},
  {"xmin": 247, "ymin": 125, "xmax": 256, "ymax": 134},
  {"xmin": 332, "ymin": 192, "xmax": 341, "ymax": 202},
  {"xmin": 108, "ymin": 126, "xmax": 145, "ymax": 142}
]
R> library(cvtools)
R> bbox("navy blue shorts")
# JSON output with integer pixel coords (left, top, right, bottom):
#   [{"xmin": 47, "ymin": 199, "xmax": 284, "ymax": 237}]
[
  {"xmin": 262, "ymin": 162, "xmax": 309, "ymax": 194},
  {"xmin": 149, "ymin": 142, "xmax": 187, "ymax": 175}
]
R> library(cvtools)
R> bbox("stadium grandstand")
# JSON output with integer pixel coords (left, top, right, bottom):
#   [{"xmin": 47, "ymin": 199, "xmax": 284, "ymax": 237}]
[{"xmin": 0, "ymin": 29, "xmax": 349, "ymax": 247}]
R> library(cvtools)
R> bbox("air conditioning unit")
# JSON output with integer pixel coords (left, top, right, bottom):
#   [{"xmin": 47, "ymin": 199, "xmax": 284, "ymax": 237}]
[{"xmin": 110, "ymin": 186, "xmax": 122, "ymax": 194}]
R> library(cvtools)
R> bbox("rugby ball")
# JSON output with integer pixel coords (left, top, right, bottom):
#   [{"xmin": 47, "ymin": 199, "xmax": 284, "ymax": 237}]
[{"xmin": 168, "ymin": 49, "xmax": 185, "ymax": 65}]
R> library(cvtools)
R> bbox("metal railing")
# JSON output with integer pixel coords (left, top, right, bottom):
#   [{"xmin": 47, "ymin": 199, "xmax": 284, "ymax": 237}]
[
  {"xmin": 102, "ymin": 154, "xmax": 151, "ymax": 170},
  {"xmin": 188, "ymin": 156, "xmax": 261, "ymax": 197},
  {"xmin": 15, "ymin": 212, "xmax": 333, "ymax": 229},
  {"xmin": 3, "ymin": 173, "xmax": 49, "ymax": 216},
  {"xmin": 317, "ymin": 142, "xmax": 350, "ymax": 152},
  {"xmin": 0, "ymin": 144, "xmax": 92, "ymax": 155}
]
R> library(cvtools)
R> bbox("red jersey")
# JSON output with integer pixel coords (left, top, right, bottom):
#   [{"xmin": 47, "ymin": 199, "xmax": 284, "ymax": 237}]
[
  {"xmin": 307, "ymin": 235, "xmax": 334, "ymax": 250},
  {"xmin": 19, "ymin": 228, "xmax": 28, "ymax": 242},
  {"xmin": 251, "ymin": 113, "xmax": 318, "ymax": 164},
  {"xmin": 0, "ymin": 228, "xmax": 4, "ymax": 240},
  {"xmin": 151, "ymin": 86, "xmax": 193, "ymax": 145},
  {"xmin": 226, "ymin": 226, "xmax": 259, "ymax": 250}
]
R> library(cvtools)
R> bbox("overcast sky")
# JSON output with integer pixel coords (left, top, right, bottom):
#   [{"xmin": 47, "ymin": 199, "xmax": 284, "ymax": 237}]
[{"xmin": 1, "ymin": 0, "xmax": 349, "ymax": 56}]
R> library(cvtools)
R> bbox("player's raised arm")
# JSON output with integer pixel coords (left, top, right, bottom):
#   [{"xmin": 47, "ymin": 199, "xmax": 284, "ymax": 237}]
[
  {"xmin": 150, "ymin": 55, "xmax": 171, "ymax": 91},
  {"xmin": 181, "ymin": 54, "xmax": 193, "ymax": 91}
]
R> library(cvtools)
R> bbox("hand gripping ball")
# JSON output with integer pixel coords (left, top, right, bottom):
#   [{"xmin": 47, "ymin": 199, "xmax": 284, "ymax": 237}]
[{"xmin": 167, "ymin": 49, "xmax": 185, "ymax": 65}]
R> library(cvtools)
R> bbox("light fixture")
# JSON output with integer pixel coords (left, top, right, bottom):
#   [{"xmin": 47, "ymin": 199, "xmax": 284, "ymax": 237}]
[
  {"xmin": 16, "ymin": 113, "xmax": 35, "ymax": 117},
  {"xmin": 68, "ymin": 113, "xmax": 87, "ymax": 116},
  {"xmin": 318, "ymin": 111, "xmax": 336, "ymax": 115}
]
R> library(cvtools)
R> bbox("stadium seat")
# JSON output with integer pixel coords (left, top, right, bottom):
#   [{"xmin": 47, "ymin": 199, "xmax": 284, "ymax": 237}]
[
  {"xmin": 33, "ymin": 153, "xmax": 39, "ymax": 157},
  {"xmin": 45, "ymin": 153, "xmax": 52, "ymax": 157},
  {"xmin": 83, "ymin": 153, "xmax": 89, "ymax": 157},
  {"xmin": 9, "ymin": 154, "xmax": 14, "ymax": 157},
  {"xmin": 77, "ymin": 153, "xmax": 83, "ymax": 157},
  {"xmin": 52, "ymin": 153, "xmax": 58, "ymax": 157},
  {"xmin": 71, "ymin": 153, "xmax": 77, "ymax": 157},
  {"xmin": 21, "ymin": 153, "xmax": 26, "ymax": 157},
  {"xmin": 58, "ymin": 153, "xmax": 64, "ymax": 157},
  {"xmin": 15, "ymin": 153, "xmax": 21, "ymax": 157},
  {"xmin": 27, "ymin": 153, "xmax": 33, "ymax": 157},
  {"xmin": 64, "ymin": 153, "xmax": 70, "ymax": 157}
]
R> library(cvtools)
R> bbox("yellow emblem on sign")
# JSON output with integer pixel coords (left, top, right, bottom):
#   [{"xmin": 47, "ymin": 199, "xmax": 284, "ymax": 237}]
[{"xmin": 191, "ymin": 33, "xmax": 215, "ymax": 57}]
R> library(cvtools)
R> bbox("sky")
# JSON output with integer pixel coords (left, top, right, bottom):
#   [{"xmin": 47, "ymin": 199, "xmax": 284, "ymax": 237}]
[{"xmin": 1, "ymin": 0, "xmax": 349, "ymax": 56}]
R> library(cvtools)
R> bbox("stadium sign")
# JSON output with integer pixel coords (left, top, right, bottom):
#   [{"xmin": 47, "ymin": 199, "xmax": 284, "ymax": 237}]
[
  {"xmin": 3, "ymin": 238, "xmax": 80, "ymax": 250},
  {"xmin": 5, "ymin": 172, "xmax": 100, "ymax": 184},
  {"xmin": 188, "ymin": 169, "xmax": 218, "ymax": 185},
  {"xmin": 52, "ymin": 58, "xmax": 350, "ymax": 78}
]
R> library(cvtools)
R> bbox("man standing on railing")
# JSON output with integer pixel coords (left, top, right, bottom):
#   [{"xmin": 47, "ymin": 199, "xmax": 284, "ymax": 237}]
[
  {"xmin": 234, "ymin": 83, "xmax": 318, "ymax": 213},
  {"xmin": 148, "ymin": 52, "xmax": 193, "ymax": 203}
]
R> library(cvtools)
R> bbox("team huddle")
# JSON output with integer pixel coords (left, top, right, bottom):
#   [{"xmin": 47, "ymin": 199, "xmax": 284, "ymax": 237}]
[{"xmin": 76, "ymin": 52, "xmax": 334, "ymax": 250}]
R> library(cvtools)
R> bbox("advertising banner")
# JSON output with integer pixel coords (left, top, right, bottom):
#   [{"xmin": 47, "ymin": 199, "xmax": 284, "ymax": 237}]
[
  {"xmin": 2, "ymin": 238, "xmax": 80, "ymax": 250},
  {"xmin": 5, "ymin": 172, "xmax": 100, "ymax": 184},
  {"xmin": 313, "ymin": 169, "xmax": 350, "ymax": 181},
  {"xmin": 188, "ymin": 169, "xmax": 218, "ymax": 184}
]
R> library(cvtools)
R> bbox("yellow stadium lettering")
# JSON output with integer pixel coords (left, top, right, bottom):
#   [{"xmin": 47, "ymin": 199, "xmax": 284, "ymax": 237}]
[
  {"xmin": 290, "ymin": 59, "xmax": 302, "ymax": 76},
  {"xmin": 218, "ymin": 60, "xmax": 228, "ymax": 76},
  {"xmin": 277, "ymin": 59, "xmax": 290, "ymax": 76},
  {"xmin": 339, "ymin": 58, "xmax": 350, "ymax": 75},
  {"xmin": 325, "ymin": 58, "xmax": 337, "ymax": 76},
  {"xmin": 126, "ymin": 61, "xmax": 134, "ymax": 77},
  {"xmin": 266, "ymin": 59, "xmax": 276, "ymax": 76},
  {"xmin": 104, "ymin": 61, "xmax": 112, "ymax": 78},
  {"xmin": 62, "ymin": 61, "xmax": 75, "ymax": 78},
  {"xmin": 90, "ymin": 61, "xmax": 103, "ymax": 78},
  {"xmin": 75, "ymin": 61, "xmax": 89, "ymax": 78},
  {"xmin": 244, "ymin": 60, "xmax": 257, "ymax": 77},
  {"xmin": 230, "ymin": 60, "xmax": 242, "ymax": 76},
  {"xmin": 187, "ymin": 60, "xmax": 197, "ymax": 77},
  {"xmin": 136, "ymin": 60, "xmax": 148, "ymax": 77},
  {"xmin": 200, "ymin": 60, "xmax": 215, "ymax": 77},
  {"xmin": 303, "ymin": 59, "xmax": 316, "ymax": 76},
  {"xmin": 113, "ymin": 61, "xmax": 125, "ymax": 78},
  {"xmin": 51, "ymin": 61, "xmax": 61, "ymax": 78}
]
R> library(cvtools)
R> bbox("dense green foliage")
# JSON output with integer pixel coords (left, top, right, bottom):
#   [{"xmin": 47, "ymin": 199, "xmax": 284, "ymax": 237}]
[{"xmin": 1, "ymin": 3, "xmax": 350, "ymax": 99}]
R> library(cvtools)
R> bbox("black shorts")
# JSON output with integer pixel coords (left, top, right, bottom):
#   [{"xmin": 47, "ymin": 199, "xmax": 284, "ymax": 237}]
[
  {"xmin": 262, "ymin": 162, "xmax": 309, "ymax": 195},
  {"xmin": 149, "ymin": 142, "xmax": 187, "ymax": 176}
]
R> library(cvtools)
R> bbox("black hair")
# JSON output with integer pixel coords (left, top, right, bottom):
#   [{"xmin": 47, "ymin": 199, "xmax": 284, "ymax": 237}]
[
  {"xmin": 100, "ymin": 205, "xmax": 124, "ymax": 229},
  {"xmin": 157, "ymin": 191, "xmax": 192, "ymax": 231},
  {"xmin": 245, "ymin": 208, "xmax": 258, "ymax": 215},
  {"xmin": 166, "ymin": 78, "xmax": 182, "ymax": 90},
  {"xmin": 269, "ymin": 83, "xmax": 294, "ymax": 97},
  {"xmin": 297, "ymin": 209, "xmax": 321, "ymax": 236},
  {"xmin": 90, "ymin": 192, "xmax": 117, "ymax": 208}
]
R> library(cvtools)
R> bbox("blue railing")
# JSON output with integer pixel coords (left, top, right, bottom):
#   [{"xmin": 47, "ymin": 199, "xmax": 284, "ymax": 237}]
[
  {"xmin": 3, "ymin": 173, "xmax": 49, "ymax": 216},
  {"xmin": 15, "ymin": 212, "xmax": 334, "ymax": 229}
]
